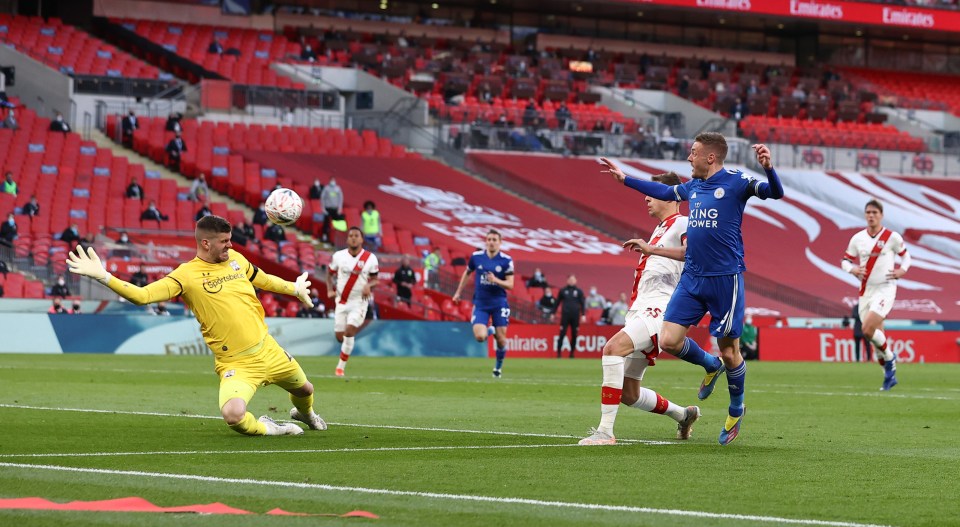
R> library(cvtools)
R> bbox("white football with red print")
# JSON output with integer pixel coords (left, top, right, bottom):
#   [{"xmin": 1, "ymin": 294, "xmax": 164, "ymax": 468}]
[{"xmin": 264, "ymin": 188, "xmax": 303, "ymax": 226}]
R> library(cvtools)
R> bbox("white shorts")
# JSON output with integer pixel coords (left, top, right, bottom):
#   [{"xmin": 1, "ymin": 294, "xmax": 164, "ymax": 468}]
[
  {"xmin": 334, "ymin": 300, "xmax": 368, "ymax": 332},
  {"xmin": 621, "ymin": 309, "xmax": 665, "ymax": 381},
  {"xmin": 859, "ymin": 283, "xmax": 896, "ymax": 322}
]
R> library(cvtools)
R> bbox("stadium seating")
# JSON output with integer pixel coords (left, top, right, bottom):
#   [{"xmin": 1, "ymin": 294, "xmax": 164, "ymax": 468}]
[
  {"xmin": 0, "ymin": 15, "xmax": 163, "ymax": 79},
  {"xmin": 739, "ymin": 116, "xmax": 926, "ymax": 152},
  {"xmin": 117, "ymin": 20, "xmax": 306, "ymax": 88}
]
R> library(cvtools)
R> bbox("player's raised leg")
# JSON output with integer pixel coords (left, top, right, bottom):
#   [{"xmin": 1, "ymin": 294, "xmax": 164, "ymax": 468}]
[
  {"xmin": 863, "ymin": 311, "xmax": 897, "ymax": 390},
  {"xmin": 660, "ymin": 321, "xmax": 724, "ymax": 399}
]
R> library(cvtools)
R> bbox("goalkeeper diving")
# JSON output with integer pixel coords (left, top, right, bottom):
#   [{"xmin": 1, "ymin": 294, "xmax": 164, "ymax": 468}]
[{"xmin": 66, "ymin": 215, "xmax": 326, "ymax": 436}]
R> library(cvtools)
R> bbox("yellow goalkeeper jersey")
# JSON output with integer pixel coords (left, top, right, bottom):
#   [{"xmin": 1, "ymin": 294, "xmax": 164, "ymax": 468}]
[{"xmin": 106, "ymin": 249, "xmax": 296, "ymax": 359}]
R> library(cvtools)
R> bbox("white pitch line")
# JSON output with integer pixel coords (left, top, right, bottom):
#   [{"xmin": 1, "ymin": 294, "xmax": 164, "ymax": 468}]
[
  {"xmin": 0, "ymin": 462, "xmax": 893, "ymax": 527},
  {"xmin": 0, "ymin": 443, "xmax": 587, "ymax": 459},
  {"xmin": 0, "ymin": 404, "xmax": 675, "ymax": 445}
]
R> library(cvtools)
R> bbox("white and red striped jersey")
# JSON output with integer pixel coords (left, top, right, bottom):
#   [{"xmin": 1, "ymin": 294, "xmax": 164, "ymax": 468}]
[
  {"xmin": 629, "ymin": 214, "xmax": 687, "ymax": 311},
  {"xmin": 843, "ymin": 228, "xmax": 907, "ymax": 292},
  {"xmin": 330, "ymin": 248, "xmax": 379, "ymax": 304}
]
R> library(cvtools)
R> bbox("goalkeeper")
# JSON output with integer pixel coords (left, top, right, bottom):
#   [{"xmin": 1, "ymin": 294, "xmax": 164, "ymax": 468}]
[{"xmin": 66, "ymin": 215, "xmax": 326, "ymax": 437}]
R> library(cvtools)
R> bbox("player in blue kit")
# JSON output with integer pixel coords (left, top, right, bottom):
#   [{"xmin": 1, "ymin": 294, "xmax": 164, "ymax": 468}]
[
  {"xmin": 599, "ymin": 133, "xmax": 783, "ymax": 445},
  {"xmin": 453, "ymin": 229, "xmax": 515, "ymax": 378}
]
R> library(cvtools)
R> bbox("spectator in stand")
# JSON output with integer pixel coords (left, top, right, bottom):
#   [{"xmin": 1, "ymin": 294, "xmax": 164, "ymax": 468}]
[
  {"xmin": 2, "ymin": 108, "xmax": 17, "ymax": 130},
  {"xmin": 252, "ymin": 201, "xmax": 268, "ymax": 226},
  {"xmin": 746, "ymin": 79, "xmax": 760, "ymax": 96},
  {"xmin": 117, "ymin": 231, "xmax": 131, "ymax": 244},
  {"xmin": 121, "ymin": 109, "xmax": 138, "ymax": 147},
  {"xmin": 0, "ymin": 213, "xmax": 18, "ymax": 247},
  {"xmin": 300, "ymin": 43, "xmax": 317, "ymax": 62},
  {"xmin": 392, "ymin": 255, "xmax": 417, "ymax": 306},
  {"xmin": 48, "ymin": 297, "xmax": 69, "ymax": 314},
  {"xmin": 50, "ymin": 275, "xmax": 71, "ymax": 297},
  {"xmin": 308, "ymin": 179, "xmax": 323, "ymax": 200},
  {"xmin": 592, "ymin": 119, "xmax": 606, "ymax": 132},
  {"xmin": 60, "ymin": 223, "xmax": 82, "ymax": 245},
  {"xmin": 165, "ymin": 112, "xmax": 183, "ymax": 133},
  {"xmin": 526, "ymin": 268, "xmax": 548, "ymax": 289},
  {"xmin": 297, "ymin": 289, "xmax": 325, "ymax": 318},
  {"xmin": 741, "ymin": 315, "xmax": 758, "ymax": 360},
  {"xmin": 141, "ymin": 200, "xmax": 169, "ymax": 222},
  {"xmin": 166, "ymin": 131, "xmax": 186, "ymax": 172},
  {"xmin": 608, "ymin": 292, "xmax": 629, "ymax": 326},
  {"xmin": 130, "ymin": 266, "xmax": 149, "ymax": 288},
  {"xmin": 585, "ymin": 286, "xmax": 605, "ymax": 310},
  {"xmin": 231, "ymin": 221, "xmax": 250, "ymax": 247},
  {"xmin": 733, "ymin": 97, "xmax": 748, "ymax": 121},
  {"xmin": 3, "ymin": 171, "xmax": 17, "ymax": 197},
  {"xmin": 478, "ymin": 81, "xmax": 494, "ymax": 103},
  {"xmin": 320, "ymin": 177, "xmax": 344, "ymax": 242},
  {"xmin": 21, "ymin": 195, "xmax": 40, "ymax": 218},
  {"xmin": 792, "ymin": 85, "xmax": 807, "ymax": 100},
  {"xmin": 195, "ymin": 201, "xmax": 213, "ymax": 221},
  {"xmin": 361, "ymin": 200, "xmax": 382, "ymax": 251},
  {"xmin": 70, "ymin": 300, "xmax": 82, "ymax": 314},
  {"xmin": 522, "ymin": 99, "xmax": 538, "ymax": 127},
  {"xmin": 538, "ymin": 288, "xmax": 558, "ymax": 321},
  {"xmin": 49, "ymin": 111, "xmax": 70, "ymax": 133},
  {"xmin": 189, "ymin": 174, "xmax": 210, "ymax": 202},
  {"xmin": 422, "ymin": 247, "xmax": 443, "ymax": 289},
  {"xmin": 152, "ymin": 301, "xmax": 171, "ymax": 316},
  {"xmin": 264, "ymin": 222, "xmax": 286, "ymax": 245},
  {"xmin": 126, "ymin": 176, "xmax": 144, "ymax": 200},
  {"xmin": 208, "ymin": 37, "xmax": 224, "ymax": 55},
  {"xmin": 678, "ymin": 74, "xmax": 690, "ymax": 99},
  {"xmin": 555, "ymin": 102, "xmax": 572, "ymax": 131}
]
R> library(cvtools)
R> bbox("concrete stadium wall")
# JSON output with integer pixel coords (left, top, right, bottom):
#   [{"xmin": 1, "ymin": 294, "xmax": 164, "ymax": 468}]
[{"xmin": 0, "ymin": 44, "xmax": 74, "ymax": 125}]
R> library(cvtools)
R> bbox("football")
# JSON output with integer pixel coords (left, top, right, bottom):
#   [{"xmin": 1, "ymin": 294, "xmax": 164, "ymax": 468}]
[{"xmin": 264, "ymin": 187, "xmax": 303, "ymax": 226}]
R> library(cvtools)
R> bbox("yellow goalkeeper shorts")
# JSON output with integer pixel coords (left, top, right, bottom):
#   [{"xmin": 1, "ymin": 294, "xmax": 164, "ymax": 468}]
[{"xmin": 214, "ymin": 334, "xmax": 308, "ymax": 409}]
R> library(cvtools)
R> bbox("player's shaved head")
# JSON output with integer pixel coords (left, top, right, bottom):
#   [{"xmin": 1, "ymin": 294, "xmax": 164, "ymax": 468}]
[
  {"xmin": 653, "ymin": 172, "xmax": 681, "ymax": 186},
  {"xmin": 694, "ymin": 132, "xmax": 728, "ymax": 162},
  {"xmin": 196, "ymin": 215, "xmax": 231, "ymax": 243}
]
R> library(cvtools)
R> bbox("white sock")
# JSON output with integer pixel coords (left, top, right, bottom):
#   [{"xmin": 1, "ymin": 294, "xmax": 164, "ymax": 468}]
[
  {"xmin": 337, "ymin": 336, "xmax": 355, "ymax": 369},
  {"xmin": 871, "ymin": 330, "xmax": 894, "ymax": 361},
  {"xmin": 598, "ymin": 356, "xmax": 625, "ymax": 434},
  {"xmin": 630, "ymin": 387, "xmax": 686, "ymax": 422}
]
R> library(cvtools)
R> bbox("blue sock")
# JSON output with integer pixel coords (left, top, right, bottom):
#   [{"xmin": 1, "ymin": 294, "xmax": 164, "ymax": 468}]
[
  {"xmin": 726, "ymin": 362, "xmax": 746, "ymax": 417},
  {"xmin": 676, "ymin": 338, "xmax": 722, "ymax": 373},
  {"xmin": 883, "ymin": 358, "xmax": 896, "ymax": 378},
  {"xmin": 495, "ymin": 347, "xmax": 505, "ymax": 370}
]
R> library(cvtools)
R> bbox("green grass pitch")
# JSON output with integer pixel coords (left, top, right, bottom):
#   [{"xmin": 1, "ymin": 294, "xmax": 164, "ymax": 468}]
[{"xmin": 1, "ymin": 354, "xmax": 958, "ymax": 527}]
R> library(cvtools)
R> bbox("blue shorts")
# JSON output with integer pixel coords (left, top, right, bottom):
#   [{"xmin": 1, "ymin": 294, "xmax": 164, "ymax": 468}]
[
  {"xmin": 472, "ymin": 301, "xmax": 510, "ymax": 327},
  {"xmin": 664, "ymin": 272, "xmax": 745, "ymax": 339}
]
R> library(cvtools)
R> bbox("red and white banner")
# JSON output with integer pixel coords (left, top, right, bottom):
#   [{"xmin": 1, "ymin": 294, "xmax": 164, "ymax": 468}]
[
  {"xmin": 628, "ymin": 0, "xmax": 959, "ymax": 32},
  {"xmin": 488, "ymin": 324, "xmax": 711, "ymax": 358},
  {"xmin": 760, "ymin": 328, "xmax": 960, "ymax": 363}
]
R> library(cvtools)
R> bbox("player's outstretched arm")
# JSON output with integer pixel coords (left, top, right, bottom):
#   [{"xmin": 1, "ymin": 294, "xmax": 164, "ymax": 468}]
[
  {"xmin": 599, "ymin": 157, "xmax": 678, "ymax": 201},
  {"xmin": 66, "ymin": 246, "xmax": 179, "ymax": 305},
  {"xmin": 251, "ymin": 270, "xmax": 314, "ymax": 307},
  {"xmin": 751, "ymin": 144, "xmax": 784, "ymax": 200},
  {"xmin": 452, "ymin": 268, "xmax": 472, "ymax": 302}
]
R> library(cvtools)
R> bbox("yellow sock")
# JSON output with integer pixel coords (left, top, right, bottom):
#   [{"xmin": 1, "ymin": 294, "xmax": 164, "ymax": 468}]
[
  {"xmin": 290, "ymin": 393, "xmax": 314, "ymax": 416},
  {"xmin": 229, "ymin": 412, "xmax": 267, "ymax": 435}
]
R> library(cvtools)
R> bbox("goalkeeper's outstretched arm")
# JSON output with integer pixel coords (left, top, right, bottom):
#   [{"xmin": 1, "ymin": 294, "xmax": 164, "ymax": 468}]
[
  {"xmin": 249, "ymin": 266, "xmax": 314, "ymax": 308},
  {"xmin": 66, "ymin": 246, "xmax": 180, "ymax": 305}
]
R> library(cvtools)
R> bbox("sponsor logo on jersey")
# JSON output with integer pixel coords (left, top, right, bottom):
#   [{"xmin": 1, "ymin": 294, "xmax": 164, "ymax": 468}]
[{"xmin": 202, "ymin": 272, "xmax": 245, "ymax": 294}]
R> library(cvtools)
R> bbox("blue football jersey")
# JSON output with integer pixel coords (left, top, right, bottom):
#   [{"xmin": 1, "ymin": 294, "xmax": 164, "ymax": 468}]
[
  {"xmin": 671, "ymin": 168, "xmax": 759, "ymax": 276},
  {"xmin": 468, "ymin": 249, "xmax": 514, "ymax": 305}
]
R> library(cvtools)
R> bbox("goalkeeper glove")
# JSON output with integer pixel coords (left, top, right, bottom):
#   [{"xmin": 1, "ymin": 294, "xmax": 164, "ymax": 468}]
[
  {"xmin": 294, "ymin": 272, "xmax": 313, "ymax": 308},
  {"xmin": 66, "ymin": 246, "xmax": 111, "ymax": 284}
]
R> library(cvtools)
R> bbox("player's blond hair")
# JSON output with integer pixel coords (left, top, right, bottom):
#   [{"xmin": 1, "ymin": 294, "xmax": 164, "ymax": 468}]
[{"xmin": 694, "ymin": 132, "xmax": 728, "ymax": 162}]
